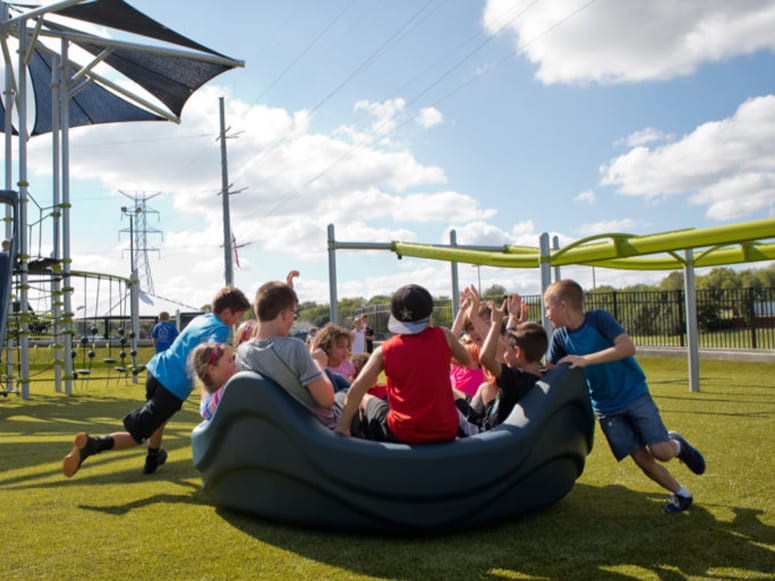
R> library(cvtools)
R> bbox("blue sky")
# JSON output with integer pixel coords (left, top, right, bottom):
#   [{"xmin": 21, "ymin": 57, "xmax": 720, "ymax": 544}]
[{"xmin": 12, "ymin": 0, "xmax": 775, "ymax": 308}]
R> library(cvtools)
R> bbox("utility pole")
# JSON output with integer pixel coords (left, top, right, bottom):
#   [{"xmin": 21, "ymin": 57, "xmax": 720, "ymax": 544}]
[{"xmin": 218, "ymin": 97, "xmax": 233, "ymax": 286}]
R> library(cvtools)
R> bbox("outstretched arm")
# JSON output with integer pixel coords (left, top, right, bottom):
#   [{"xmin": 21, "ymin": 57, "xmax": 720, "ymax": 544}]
[
  {"xmin": 335, "ymin": 347, "xmax": 384, "ymax": 436},
  {"xmin": 451, "ymin": 289, "xmax": 472, "ymax": 337},
  {"xmin": 559, "ymin": 332, "xmax": 636, "ymax": 368},
  {"xmin": 479, "ymin": 300, "xmax": 506, "ymax": 379},
  {"xmin": 444, "ymin": 327, "xmax": 471, "ymax": 367},
  {"xmin": 306, "ymin": 347, "xmax": 335, "ymax": 408},
  {"xmin": 466, "ymin": 284, "xmax": 489, "ymax": 342},
  {"xmin": 286, "ymin": 270, "xmax": 300, "ymax": 288},
  {"xmin": 506, "ymin": 293, "xmax": 528, "ymax": 328}
]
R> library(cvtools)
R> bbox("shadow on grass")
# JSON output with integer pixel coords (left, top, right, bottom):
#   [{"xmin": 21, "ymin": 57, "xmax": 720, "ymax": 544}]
[
  {"xmin": 77, "ymin": 477, "xmax": 210, "ymax": 516},
  {"xmin": 0, "ymin": 391, "xmax": 204, "ymax": 483},
  {"xmin": 216, "ymin": 483, "xmax": 775, "ymax": 580}
]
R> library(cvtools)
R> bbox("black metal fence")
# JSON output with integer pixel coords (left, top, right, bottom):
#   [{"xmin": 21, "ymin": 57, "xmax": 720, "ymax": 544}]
[{"xmin": 360, "ymin": 287, "xmax": 775, "ymax": 351}]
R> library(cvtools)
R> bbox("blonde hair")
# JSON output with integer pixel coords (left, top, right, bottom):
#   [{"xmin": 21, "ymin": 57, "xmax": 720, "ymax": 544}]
[
  {"xmin": 190, "ymin": 342, "xmax": 228, "ymax": 393},
  {"xmin": 544, "ymin": 279, "xmax": 584, "ymax": 311}
]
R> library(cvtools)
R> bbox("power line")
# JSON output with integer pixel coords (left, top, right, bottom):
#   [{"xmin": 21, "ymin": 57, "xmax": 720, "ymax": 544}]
[
  {"xmin": 246, "ymin": 0, "xmax": 543, "ymax": 218},
  {"xmin": 119, "ymin": 191, "xmax": 163, "ymax": 295},
  {"xmin": 230, "ymin": 0, "xmax": 440, "ymax": 187},
  {"xmin": 67, "ymin": 132, "xmax": 212, "ymax": 148},
  {"xmin": 430, "ymin": 0, "xmax": 600, "ymax": 109},
  {"xmin": 252, "ymin": 0, "xmax": 598, "ymax": 221},
  {"xmin": 252, "ymin": 0, "xmax": 357, "ymax": 105}
]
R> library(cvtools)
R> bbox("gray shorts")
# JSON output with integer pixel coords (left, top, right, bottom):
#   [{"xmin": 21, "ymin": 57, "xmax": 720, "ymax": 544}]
[{"xmin": 598, "ymin": 392, "xmax": 669, "ymax": 461}]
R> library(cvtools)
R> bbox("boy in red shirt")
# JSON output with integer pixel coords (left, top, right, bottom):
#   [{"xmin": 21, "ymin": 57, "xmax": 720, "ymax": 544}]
[{"xmin": 335, "ymin": 284, "xmax": 470, "ymax": 444}]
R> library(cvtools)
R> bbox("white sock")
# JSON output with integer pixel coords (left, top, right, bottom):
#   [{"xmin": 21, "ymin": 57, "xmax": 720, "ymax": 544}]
[
  {"xmin": 676, "ymin": 486, "xmax": 691, "ymax": 498},
  {"xmin": 672, "ymin": 437, "xmax": 682, "ymax": 455}
]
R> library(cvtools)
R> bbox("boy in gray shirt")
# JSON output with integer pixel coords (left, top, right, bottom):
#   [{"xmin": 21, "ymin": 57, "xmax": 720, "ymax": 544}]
[{"xmin": 236, "ymin": 279, "xmax": 340, "ymax": 428}]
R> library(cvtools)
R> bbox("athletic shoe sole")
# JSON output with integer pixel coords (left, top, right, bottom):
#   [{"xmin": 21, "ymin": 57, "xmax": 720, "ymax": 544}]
[{"xmin": 62, "ymin": 432, "xmax": 89, "ymax": 477}]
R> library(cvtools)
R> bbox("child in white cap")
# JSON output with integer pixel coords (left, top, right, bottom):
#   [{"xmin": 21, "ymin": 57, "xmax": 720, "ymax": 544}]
[{"xmin": 335, "ymin": 284, "xmax": 470, "ymax": 444}]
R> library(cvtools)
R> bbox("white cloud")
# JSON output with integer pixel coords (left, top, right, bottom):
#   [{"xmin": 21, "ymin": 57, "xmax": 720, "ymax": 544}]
[
  {"xmin": 616, "ymin": 128, "xmax": 674, "ymax": 148},
  {"xmin": 483, "ymin": 0, "xmax": 775, "ymax": 84},
  {"xmin": 600, "ymin": 95, "xmax": 775, "ymax": 219},
  {"xmin": 415, "ymin": 107, "xmax": 443, "ymax": 128},
  {"xmin": 446, "ymin": 220, "xmax": 553, "ymax": 249},
  {"xmin": 690, "ymin": 172, "xmax": 775, "ymax": 220},
  {"xmin": 353, "ymin": 97, "xmax": 407, "ymax": 138},
  {"xmin": 18, "ymin": 86, "xmax": 486, "ymax": 307},
  {"xmin": 577, "ymin": 218, "xmax": 637, "ymax": 236},
  {"xmin": 574, "ymin": 190, "xmax": 596, "ymax": 204}
]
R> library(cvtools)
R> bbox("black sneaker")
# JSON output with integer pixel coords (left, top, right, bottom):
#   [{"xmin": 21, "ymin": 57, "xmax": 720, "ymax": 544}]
[
  {"xmin": 142, "ymin": 448, "xmax": 168, "ymax": 474},
  {"xmin": 669, "ymin": 431, "xmax": 706, "ymax": 475},
  {"xmin": 62, "ymin": 432, "xmax": 99, "ymax": 477},
  {"xmin": 662, "ymin": 493, "xmax": 693, "ymax": 513}
]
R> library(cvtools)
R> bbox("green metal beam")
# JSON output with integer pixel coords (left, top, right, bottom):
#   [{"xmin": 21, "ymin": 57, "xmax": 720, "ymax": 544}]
[{"xmin": 391, "ymin": 218, "xmax": 775, "ymax": 270}]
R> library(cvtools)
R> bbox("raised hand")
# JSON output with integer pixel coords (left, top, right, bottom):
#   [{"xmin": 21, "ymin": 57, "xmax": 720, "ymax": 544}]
[
  {"xmin": 286, "ymin": 270, "xmax": 300, "ymax": 288},
  {"xmin": 507, "ymin": 293, "xmax": 528, "ymax": 324}
]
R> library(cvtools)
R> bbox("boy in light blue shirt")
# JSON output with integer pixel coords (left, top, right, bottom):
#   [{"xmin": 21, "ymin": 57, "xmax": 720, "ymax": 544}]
[{"xmin": 63, "ymin": 286, "xmax": 249, "ymax": 477}]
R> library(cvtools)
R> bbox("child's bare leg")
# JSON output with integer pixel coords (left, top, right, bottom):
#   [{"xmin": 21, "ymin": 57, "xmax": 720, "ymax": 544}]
[
  {"xmin": 142, "ymin": 424, "xmax": 168, "ymax": 475},
  {"xmin": 630, "ymin": 447, "xmax": 680, "ymax": 493},
  {"xmin": 63, "ymin": 431, "xmax": 137, "ymax": 477},
  {"xmin": 649, "ymin": 440, "xmax": 678, "ymax": 462},
  {"xmin": 110, "ymin": 432, "xmax": 139, "ymax": 450},
  {"xmin": 147, "ymin": 423, "xmax": 166, "ymax": 450}
]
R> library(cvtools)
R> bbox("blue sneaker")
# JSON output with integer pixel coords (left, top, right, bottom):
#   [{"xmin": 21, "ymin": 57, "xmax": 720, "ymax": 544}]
[
  {"xmin": 662, "ymin": 493, "xmax": 693, "ymax": 513},
  {"xmin": 669, "ymin": 431, "xmax": 706, "ymax": 475}
]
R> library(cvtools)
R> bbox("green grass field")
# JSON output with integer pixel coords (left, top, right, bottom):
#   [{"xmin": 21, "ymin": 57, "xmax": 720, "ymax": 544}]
[{"xmin": 1, "ymin": 356, "xmax": 774, "ymax": 580}]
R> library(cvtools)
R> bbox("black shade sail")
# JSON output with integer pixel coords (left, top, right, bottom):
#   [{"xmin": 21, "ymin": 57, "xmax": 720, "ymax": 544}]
[
  {"xmin": 51, "ymin": 20, "xmax": 235, "ymax": 118},
  {"xmin": 1, "ymin": 0, "xmax": 242, "ymax": 135},
  {"xmin": 29, "ymin": 49, "xmax": 164, "ymax": 136},
  {"xmin": 56, "ymin": 0, "xmax": 228, "ymax": 58}
]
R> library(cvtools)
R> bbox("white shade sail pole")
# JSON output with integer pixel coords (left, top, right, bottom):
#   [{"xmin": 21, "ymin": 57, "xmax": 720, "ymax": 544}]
[
  {"xmin": 60, "ymin": 36, "xmax": 74, "ymax": 395},
  {"xmin": 51, "ymin": 52, "xmax": 63, "ymax": 392},
  {"xmin": 16, "ymin": 17, "xmax": 30, "ymax": 399}
]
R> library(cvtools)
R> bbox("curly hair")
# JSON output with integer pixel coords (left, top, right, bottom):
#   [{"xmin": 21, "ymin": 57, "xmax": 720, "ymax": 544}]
[{"xmin": 312, "ymin": 323, "xmax": 352, "ymax": 354}]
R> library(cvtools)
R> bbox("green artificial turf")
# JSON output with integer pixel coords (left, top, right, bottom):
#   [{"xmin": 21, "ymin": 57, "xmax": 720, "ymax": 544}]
[{"xmin": 1, "ymin": 357, "xmax": 773, "ymax": 580}]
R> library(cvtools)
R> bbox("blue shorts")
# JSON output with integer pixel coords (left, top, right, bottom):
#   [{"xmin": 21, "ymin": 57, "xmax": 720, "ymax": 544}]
[
  {"xmin": 598, "ymin": 393, "xmax": 669, "ymax": 461},
  {"xmin": 122, "ymin": 373, "xmax": 183, "ymax": 444}
]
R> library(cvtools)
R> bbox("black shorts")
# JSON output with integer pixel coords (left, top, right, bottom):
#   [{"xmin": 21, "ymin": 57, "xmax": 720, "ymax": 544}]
[
  {"xmin": 334, "ymin": 391, "xmax": 398, "ymax": 442},
  {"xmin": 358, "ymin": 395, "xmax": 399, "ymax": 442},
  {"xmin": 122, "ymin": 373, "xmax": 183, "ymax": 444}
]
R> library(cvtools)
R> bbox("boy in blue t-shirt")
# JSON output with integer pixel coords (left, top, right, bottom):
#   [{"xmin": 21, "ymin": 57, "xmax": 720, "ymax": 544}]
[
  {"xmin": 62, "ymin": 286, "xmax": 249, "ymax": 477},
  {"xmin": 544, "ymin": 279, "xmax": 706, "ymax": 514},
  {"xmin": 150, "ymin": 311, "xmax": 179, "ymax": 353}
]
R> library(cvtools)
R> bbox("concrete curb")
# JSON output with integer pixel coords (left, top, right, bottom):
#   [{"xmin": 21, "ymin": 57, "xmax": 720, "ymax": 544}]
[{"xmin": 636, "ymin": 346, "xmax": 774, "ymax": 363}]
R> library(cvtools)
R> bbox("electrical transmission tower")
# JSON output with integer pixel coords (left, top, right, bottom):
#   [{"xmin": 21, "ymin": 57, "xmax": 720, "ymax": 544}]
[{"xmin": 119, "ymin": 191, "xmax": 163, "ymax": 294}]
